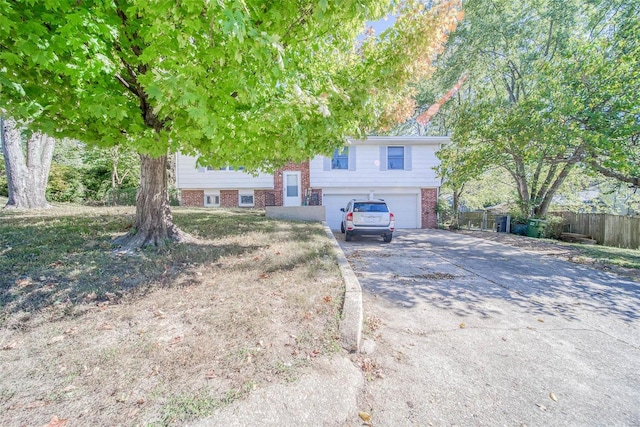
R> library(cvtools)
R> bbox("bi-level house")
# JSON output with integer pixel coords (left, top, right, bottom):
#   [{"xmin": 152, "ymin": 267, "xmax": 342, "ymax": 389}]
[{"xmin": 176, "ymin": 136, "xmax": 449, "ymax": 230}]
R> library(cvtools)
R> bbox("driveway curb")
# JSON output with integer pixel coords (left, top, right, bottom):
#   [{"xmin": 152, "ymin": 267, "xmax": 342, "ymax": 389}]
[{"xmin": 322, "ymin": 222, "xmax": 362, "ymax": 353}]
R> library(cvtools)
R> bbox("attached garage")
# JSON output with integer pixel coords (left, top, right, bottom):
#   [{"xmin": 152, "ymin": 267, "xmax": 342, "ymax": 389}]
[
  {"xmin": 323, "ymin": 193, "xmax": 368, "ymax": 231},
  {"xmin": 322, "ymin": 191, "xmax": 421, "ymax": 230},
  {"xmin": 375, "ymin": 194, "xmax": 420, "ymax": 229}
]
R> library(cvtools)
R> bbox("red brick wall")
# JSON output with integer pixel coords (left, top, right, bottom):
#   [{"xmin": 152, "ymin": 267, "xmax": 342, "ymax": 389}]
[
  {"xmin": 421, "ymin": 188, "xmax": 438, "ymax": 229},
  {"xmin": 254, "ymin": 190, "xmax": 266, "ymax": 209},
  {"xmin": 182, "ymin": 190, "xmax": 204, "ymax": 207},
  {"xmin": 273, "ymin": 161, "xmax": 310, "ymax": 206},
  {"xmin": 220, "ymin": 190, "xmax": 239, "ymax": 208}
]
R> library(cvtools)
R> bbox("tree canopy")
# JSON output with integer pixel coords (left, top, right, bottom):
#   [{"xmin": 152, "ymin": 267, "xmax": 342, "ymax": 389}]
[
  {"xmin": 1, "ymin": 0, "xmax": 461, "ymax": 247},
  {"xmin": 420, "ymin": 0, "xmax": 639, "ymax": 218},
  {"xmin": 1, "ymin": 0, "xmax": 460, "ymax": 169}
]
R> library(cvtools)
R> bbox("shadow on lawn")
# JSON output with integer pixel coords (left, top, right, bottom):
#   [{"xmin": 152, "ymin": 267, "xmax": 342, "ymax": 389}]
[
  {"xmin": 0, "ymin": 209, "xmax": 326, "ymax": 319},
  {"xmin": 345, "ymin": 230, "xmax": 640, "ymax": 324}
]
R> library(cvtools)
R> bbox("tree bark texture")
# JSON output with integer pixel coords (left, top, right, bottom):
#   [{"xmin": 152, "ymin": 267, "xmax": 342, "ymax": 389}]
[
  {"xmin": 1, "ymin": 117, "xmax": 54, "ymax": 209},
  {"xmin": 113, "ymin": 154, "xmax": 191, "ymax": 250}
]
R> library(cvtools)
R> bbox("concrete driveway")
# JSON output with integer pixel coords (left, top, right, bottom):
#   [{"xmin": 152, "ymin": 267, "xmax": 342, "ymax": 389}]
[{"xmin": 337, "ymin": 229, "xmax": 640, "ymax": 426}]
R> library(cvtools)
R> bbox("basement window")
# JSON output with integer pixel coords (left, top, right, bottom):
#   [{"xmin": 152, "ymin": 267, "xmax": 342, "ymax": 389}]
[
  {"xmin": 239, "ymin": 192, "xmax": 254, "ymax": 207},
  {"xmin": 204, "ymin": 193, "xmax": 220, "ymax": 207}
]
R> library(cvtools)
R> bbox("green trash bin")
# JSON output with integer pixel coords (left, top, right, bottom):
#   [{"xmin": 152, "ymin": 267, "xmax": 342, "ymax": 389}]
[{"xmin": 526, "ymin": 219, "xmax": 548, "ymax": 238}]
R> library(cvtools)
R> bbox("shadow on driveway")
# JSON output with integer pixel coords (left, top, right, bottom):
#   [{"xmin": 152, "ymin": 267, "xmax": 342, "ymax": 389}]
[{"xmin": 338, "ymin": 229, "xmax": 640, "ymax": 325}]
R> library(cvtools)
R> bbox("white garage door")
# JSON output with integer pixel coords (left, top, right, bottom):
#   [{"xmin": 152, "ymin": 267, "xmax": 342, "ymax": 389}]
[
  {"xmin": 323, "ymin": 193, "xmax": 420, "ymax": 230},
  {"xmin": 323, "ymin": 194, "xmax": 368, "ymax": 230},
  {"xmin": 376, "ymin": 194, "xmax": 420, "ymax": 229}
]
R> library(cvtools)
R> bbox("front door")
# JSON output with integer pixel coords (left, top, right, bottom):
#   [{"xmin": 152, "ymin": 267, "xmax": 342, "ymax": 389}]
[{"xmin": 283, "ymin": 171, "xmax": 301, "ymax": 206}]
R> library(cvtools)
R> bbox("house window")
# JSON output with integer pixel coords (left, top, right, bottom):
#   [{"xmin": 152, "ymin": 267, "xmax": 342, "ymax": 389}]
[
  {"xmin": 204, "ymin": 193, "xmax": 220, "ymax": 207},
  {"xmin": 286, "ymin": 175, "xmax": 298, "ymax": 197},
  {"xmin": 220, "ymin": 165, "xmax": 246, "ymax": 171},
  {"xmin": 387, "ymin": 146, "xmax": 404, "ymax": 170},
  {"xmin": 331, "ymin": 148, "xmax": 349, "ymax": 170},
  {"xmin": 239, "ymin": 192, "xmax": 254, "ymax": 207}
]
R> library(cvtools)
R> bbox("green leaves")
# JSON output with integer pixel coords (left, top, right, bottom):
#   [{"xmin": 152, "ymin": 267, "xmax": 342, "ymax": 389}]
[
  {"xmin": 1, "ymin": 0, "xmax": 461, "ymax": 172},
  {"xmin": 428, "ymin": 0, "xmax": 639, "ymax": 217}
]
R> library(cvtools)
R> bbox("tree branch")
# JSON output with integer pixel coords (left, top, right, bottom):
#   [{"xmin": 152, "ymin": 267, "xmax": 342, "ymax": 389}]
[{"xmin": 588, "ymin": 159, "xmax": 640, "ymax": 188}]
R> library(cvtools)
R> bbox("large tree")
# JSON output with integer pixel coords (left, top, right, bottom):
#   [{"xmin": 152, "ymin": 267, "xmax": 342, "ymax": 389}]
[
  {"xmin": 0, "ymin": 0, "xmax": 460, "ymax": 249},
  {"xmin": 0, "ymin": 116, "xmax": 55, "ymax": 209},
  {"xmin": 422, "ymin": 0, "xmax": 638, "ymax": 218},
  {"xmin": 543, "ymin": 3, "xmax": 640, "ymax": 188}
]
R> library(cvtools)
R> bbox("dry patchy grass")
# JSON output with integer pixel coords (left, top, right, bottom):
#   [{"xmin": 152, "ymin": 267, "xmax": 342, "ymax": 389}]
[
  {"xmin": 453, "ymin": 229, "xmax": 640, "ymax": 281},
  {"xmin": 0, "ymin": 205, "xmax": 344, "ymax": 426}
]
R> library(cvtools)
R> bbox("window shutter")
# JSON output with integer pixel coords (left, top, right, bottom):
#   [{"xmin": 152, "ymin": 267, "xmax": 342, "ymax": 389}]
[
  {"xmin": 404, "ymin": 146, "xmax": 412, "ymax": 171},
  {"xmin": 379, "ymin": 146, "xmax": 387, "ymax": 171},
  {"xmin": 348, "ymin": 146, "xmax": 356, "ymax": 171},
  {"xmin": 323, "ymin": 156, "xmax": 331, "ymax": 171}
]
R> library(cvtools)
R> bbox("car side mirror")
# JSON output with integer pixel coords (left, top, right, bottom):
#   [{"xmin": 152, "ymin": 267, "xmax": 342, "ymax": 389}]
[{"xmin": 340, "ymin": 208, "xmax": 345, "ymax": 212}]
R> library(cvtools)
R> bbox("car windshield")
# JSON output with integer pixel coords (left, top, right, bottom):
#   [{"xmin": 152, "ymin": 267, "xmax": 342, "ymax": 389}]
[{"xmin": 353, "ymin": 202, "xmax": 389, "ymax": 213}]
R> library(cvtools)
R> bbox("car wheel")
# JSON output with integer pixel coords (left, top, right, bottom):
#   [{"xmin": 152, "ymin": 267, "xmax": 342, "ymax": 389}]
[
  {"xmin": 345, "ymin": 232, "xmax": 352, "ymax": 242},
  {"xmin": 383, "ymin": 233, "xmax": 392, "ymax": 243},
  {"xmin": 341, "ymin": 222, "xmax": 345, "ymax": 233}
]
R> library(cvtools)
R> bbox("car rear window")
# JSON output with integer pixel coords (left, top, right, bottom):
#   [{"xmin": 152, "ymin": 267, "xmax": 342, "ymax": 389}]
[{"xmin": 353, "ymin": 202, "xmax": 389, "ymax": 213}]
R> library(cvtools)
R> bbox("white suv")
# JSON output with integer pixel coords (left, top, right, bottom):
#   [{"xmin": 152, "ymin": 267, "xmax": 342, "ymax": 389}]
[{"xmin": 340, "ymin": 199, "xmax": 395, "ymax": 242}]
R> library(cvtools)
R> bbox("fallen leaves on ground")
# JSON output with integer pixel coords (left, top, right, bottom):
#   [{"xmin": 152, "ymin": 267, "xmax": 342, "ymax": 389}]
[
  {"xmin": 2, "ymin": 341, "xmax": 18, "ymax": 350},
  {"xmin": 97, "ymin": 322, "xmax": 113, "ymax": 331},
  {"xmin": 359, "ymin": 411, "xmax": 372, "ymax": 422},
  {"xmin": 41, "ymin": 415, "xmax": 67, "ymax": 427}
]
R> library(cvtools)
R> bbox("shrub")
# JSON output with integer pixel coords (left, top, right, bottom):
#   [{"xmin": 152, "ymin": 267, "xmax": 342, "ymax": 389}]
[
  {"xmin": 47, "ymin": 163, "xmax": 85, "ymax": 202},
  {"xmin": 542, "ymin": 215, "xmax": 566, "ymax": 239}
]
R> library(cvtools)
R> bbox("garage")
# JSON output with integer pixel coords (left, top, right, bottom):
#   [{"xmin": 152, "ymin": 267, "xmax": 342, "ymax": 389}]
[
  {"xmin": 322, "ymin": 194, "xmax": 368, "ymax": 230},
  {"xmin": 375, "ymin": 194, "xmax": 420, "ymax": 229},
  {"xmin": 322, "ymin": 192, "xmax": 420, "ymax": 230}
]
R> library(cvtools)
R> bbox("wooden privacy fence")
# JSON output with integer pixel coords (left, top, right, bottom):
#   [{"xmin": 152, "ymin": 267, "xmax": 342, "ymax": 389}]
[{"xmin": 554, "ymin": 212, "xmax": 640, "ymax": 250}]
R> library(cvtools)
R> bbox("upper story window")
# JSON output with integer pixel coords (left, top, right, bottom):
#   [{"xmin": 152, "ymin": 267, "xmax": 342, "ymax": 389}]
[
  {"xmin": 324, "ymin": 146, "xmax": 355, "ymax": 171},
  {"xmin": 379, "ymin": 145, "xmax": 411, "ymax": 171},
  {"xmin": 331, "ymin": 148, "xmax": 349, "ymax": 170},
  {"xmin": 387, "ymin": 146, "xmax": 404, "ymax": 170}
]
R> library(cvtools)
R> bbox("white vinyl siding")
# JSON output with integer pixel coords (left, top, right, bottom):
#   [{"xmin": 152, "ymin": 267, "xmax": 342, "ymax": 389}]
[
  {"xmin": 311, "ymin": 142, "xmax": 441, "ymax": 188},
  {"xmin": 176, "ymin": 153, "xmax": 273, "ymax": 189}
]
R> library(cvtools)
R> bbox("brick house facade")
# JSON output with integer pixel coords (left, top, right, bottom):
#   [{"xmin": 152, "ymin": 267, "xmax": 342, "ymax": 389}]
[
  {"xmin": 272, "ymin": 162, "xmax": 311, "ymax": 207},
  {"xmin": 176, "ymin": 136, "xmax": 449, "ymax": 229}
]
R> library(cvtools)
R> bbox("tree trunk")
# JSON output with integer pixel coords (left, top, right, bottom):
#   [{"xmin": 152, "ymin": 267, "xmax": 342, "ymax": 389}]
[
  {"xmin": 113, "ymin": 154, "xmax": 191, "ymax": 250},
  {"xmin": 1, "ymin": 117, "xmax": 54, "ymax": 209},
  {"xmin": 450, "ymin": 184, "xmax": 464, "ymax": 229}
]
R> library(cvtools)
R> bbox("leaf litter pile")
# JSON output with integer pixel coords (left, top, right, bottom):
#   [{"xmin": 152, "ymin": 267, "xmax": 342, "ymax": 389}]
[{"xmin": 0, "ymin": 207, "xmax": 344, "ymax": 426}]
